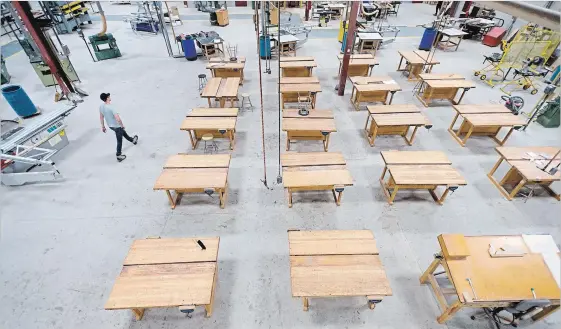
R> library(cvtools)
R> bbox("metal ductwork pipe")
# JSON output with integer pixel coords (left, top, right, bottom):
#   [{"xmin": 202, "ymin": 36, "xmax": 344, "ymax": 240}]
[{"xmin": 476, "ymin": 1, "xmax": 560, "ymax": 30}]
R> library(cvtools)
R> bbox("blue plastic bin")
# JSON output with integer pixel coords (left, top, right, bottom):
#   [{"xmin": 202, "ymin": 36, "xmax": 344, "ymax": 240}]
[
  {"xmin": 259, "ymin": 35, "xmax": 271, "ymax": 59},
  {"xmin": 419, "ymin": 28, "xmax": 437, "ymax": 51},
  {"xmin": 1, "ymin": 85, "xmax": 38, "ymax": 118},
  {"xmin": 182, "ymin": 37, "xmax": 197, "ymax": 61}
]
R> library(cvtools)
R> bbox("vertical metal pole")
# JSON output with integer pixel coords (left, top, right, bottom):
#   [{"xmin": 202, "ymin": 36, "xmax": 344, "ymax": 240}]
[
  {"xmin": 337, "ymin": 1, "xmax": 359, "ymax": 96},
  {"xmin": 155, "ymin": 1, "xmax": 173, "ymax": 57},
  {"xmin": 304, "ymin": 1, "xmax": 310, "ymax": 21},
  {"xmin": 277, "ymin": 1, "xmax": 282, "ymax": 182},
  {"xmin": 255, "ymin": 3, "xmax": 269, "ymax": 187}
]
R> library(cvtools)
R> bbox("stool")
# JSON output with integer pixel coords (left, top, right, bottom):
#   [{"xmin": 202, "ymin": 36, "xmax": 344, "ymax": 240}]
[
  {"xmin": 202, "ymin": 133, "xmax": 218, "ymax": 154},
  {"xmin": 240, "ymin": 93, "xmax": 253, "ymax": 112},
  {"xmin": 198, "ymin": 74, "xmax": 208, "ymax": 92}
]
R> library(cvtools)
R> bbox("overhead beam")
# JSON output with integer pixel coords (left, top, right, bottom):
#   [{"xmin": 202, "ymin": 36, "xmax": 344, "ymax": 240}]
[{"xmin": 476, "ymin": 1, "xmax": 560, "ymax": 30}]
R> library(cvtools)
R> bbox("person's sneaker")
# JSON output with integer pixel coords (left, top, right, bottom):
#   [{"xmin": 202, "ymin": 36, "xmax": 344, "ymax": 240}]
[
  {"xmin": 117, "ymin": 154, "xmax": 127, "ymax": 162},
  {"xmin": 133, "ymin": 135, "xmax": 138, "ymax": 145}
]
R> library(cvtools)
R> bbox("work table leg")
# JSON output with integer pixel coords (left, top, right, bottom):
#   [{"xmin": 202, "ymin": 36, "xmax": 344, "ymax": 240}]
[
  {"xmin": 388, "ymin": 186, "xmax": 399, "ymax": 204},
  {"xmin": 437, "ymin": 300, "xmax": 463, "ymax": 324},
  {"xmin": 461, "ymin": 125, "xmax": 474, "ymax": 146},
  {"xmin": 303, "ymin": 297, "xmax": 309, "ymax": 311},
  {"xmin": 205, "ymin": 265, "xmax": 218, "ymax": 317},
  {"xmin": 495, "ymin": 127, "xmax": 514, "ymax": 146},
  {"xmin": 188, "ymin": 130, "xmax": 196, "ymax": 149},
  {"xmin": 419, "ymin": 255, "xmax": 442, "ymax": 284},
  {"xmin": 532, "ymin": 304, "xmax": 560, "ymax": 322},
  {"xmin": 452, "ymin": 88, "xmax": 469, "ymax": 105},
  {"xmin": 165, "ymin": 190, "xmax": 176, "ymax": 209},
  {"xmin": 323, "ymin": 133, "xmax": 330, "ymax": 152},
  {"xmin": 388, "ymin": 91, "xmax": 396, "ymax": 105},
  {"xmin": 509, "ymin": 179, "xmax": 527, "ymax": 199},
  {"xmin": 132, "ymin": 308, "xmax": 145, "ymax": 321},
  {"xmin": 404, "ymin": 126, "xmax": 419, "ymax": 145},
  {"xmin": 288, "ymin": 189, "xmax": 293, "ymax": 208},
  {"xmin": 229, "ymin": 130, "xmax": 235, "ymax": 150}
]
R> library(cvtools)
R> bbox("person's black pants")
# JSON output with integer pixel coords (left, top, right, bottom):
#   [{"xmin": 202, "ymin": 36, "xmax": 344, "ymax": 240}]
[
  {"xmin": 436, "ymin": 1, "xmax": 443, "ymax": 15},
  {"xmin": 110, "ymin": 127, "xmax": 134, "ymax": 156}
]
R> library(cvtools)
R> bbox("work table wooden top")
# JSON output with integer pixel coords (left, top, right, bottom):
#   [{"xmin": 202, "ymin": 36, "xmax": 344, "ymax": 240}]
[
  {"xmin": 337, "ymin": 53, "xmax": 375, "ymax": 60},
  {"xmin": 419, "ymin": 73, "xmax": 465, "ymax": 80},
  {"xmin": 281, "ymin": 152, "xmax": 346, "ymax": 167},
  {"xmin": 105, "ymin": 237, "xmax": 219, "ymax": 310},
  {"xmin": 453, "ymin": 104, "xmax": 511, "ymax": 114},
  {"xmin": 438, "ymin": 234, "xmax": 560, "ymax": 303},
  {"xmin": 201, "ymin": 77, "xmax": 240, "ymax": 98},
  {"xmin": 154, "ymin": 168, "xmax": 228, "ymax": 190},
  {"xmin": 355, "ymin": 82, "xmax": 401, "ymax": 92},
  {"xmin": 387, "ymin": 165, "xmax": 467, "ymax": 185},
  {"xmin": 280, "ymin": 60, "xmax": 317, "ymax": 68},
  {"xmin": 189, "ymin": 108, "xmax": 239, "ymax": 117},
  {"xmin": 283, "ymin": 169, "xmax": 353, "ymax": 188},
  {"xmin": 282, "ymin": 118, "xmax": 337, "ymax": 132},
  {"xmin": 280, "ymin": 84, "xmax": 322, "ymax": 93},
  {"xmin": 206, "ymin": 62, "xmax": 245, "ymax": 69},
  {"xmin": 280, "ymin": 56, "xmax": 315, "ymax": 62},
  {"xmin": 398, "ymin": 50, "xmax": 439, "ymax": 65},
  {"xmin": 288, "ymin": 230, "xmax": 392, "ymax": 298},
  {"xmin": 180, "ymin": 117, "xmax": 237, "ymax": 130},
  {"xmin": 508, "ymin": 160, "xmax": 560, "ymax": 182},
  {"xmin": 462, "ymin": 113, "xmax": 526, "ymax": 126},
  {"xmin": 280, "ymin": 77, "xmax": 320, "ymax": 84},
  {"xmin": 351, "ymin": 76, "xmax": 393, "ymax": 84},
  {"xmin": 163, "ymin": 154, "xmax": 231, "ymax": 169},
  {"xmin": 338, "ymin": 58, "xmax": 379, "ymax": 65},
  {"xmin": 283, "ymin": 109, "xmax": 334, "ymax": 118},
  {"xmin": 367, "ymin": 104, "xmax": 420, "ymax": 114},
  {"xmin": 425, "ymin": 79, "xmax": 476, "ymax": 88},
  {"xmin": 371, "ymin": 112, "xmax": 430, "ymax": 126},
  {"xmin": 495, "ymin": 146, "xmax": 560, "ymax": 160},
  {"xmin": 209, "ymin": 56, "xmax": 246, "ymax": 63},
  {"xmin": 381, "ymin": 150, "xmax": 452, "ymax": 165}
]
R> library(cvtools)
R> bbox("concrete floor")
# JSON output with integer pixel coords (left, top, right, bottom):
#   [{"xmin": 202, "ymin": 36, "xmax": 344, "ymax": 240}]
[{"xmin": 1, "ymin": 2, "xmax": 560, "ymax": 329}]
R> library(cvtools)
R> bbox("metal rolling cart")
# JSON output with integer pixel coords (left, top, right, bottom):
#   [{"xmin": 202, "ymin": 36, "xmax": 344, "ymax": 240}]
[
  {"xmin": 0, "ymin": 106, "xmax": 76, "ymax": 186},
  {"xmin": 40, "ymin": 1, "xmax": 92, "ymax": 34}
]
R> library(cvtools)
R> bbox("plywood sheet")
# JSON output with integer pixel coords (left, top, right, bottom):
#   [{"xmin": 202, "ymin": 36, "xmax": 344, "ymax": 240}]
[
  {"xmin": 124, "ymin": 237, "xmax": 220, "ymax": 265},
  {"xmin": 387, "ymin": 165, "xmax": 466, "ymax": 185},
  {"xmin": 281, "ymin": 152, "xmax": 346, "ymax": 167},
  {"xmin": 282, "ymin": 118, "xmax": 336, "ymax": 132},
  {"xmin": 288, "ymin": 230, "xmax": 377, "ymax": 255}
]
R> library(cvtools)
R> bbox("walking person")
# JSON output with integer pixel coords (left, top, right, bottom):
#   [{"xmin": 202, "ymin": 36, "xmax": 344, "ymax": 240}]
[
  {"xmin": 434, "ymin": 1, "xmax": 444, "ymax": 16},
  {"xmin": 99, "ymin": 93, "xmax": 138, "ymax": 162}
]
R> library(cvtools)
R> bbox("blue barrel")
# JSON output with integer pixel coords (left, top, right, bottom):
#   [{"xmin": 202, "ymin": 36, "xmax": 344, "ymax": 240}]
[
  {"xmin": 1, "ymin": 85, "xmax": 38, "ymax": 118},
  {"xmin": 550, "ymin": 65, "xmax": 560, "ymax": 82},
  {"xmin": 182, "ymin": 37, "xmax": 197, "ymax": 61},
  {"xmin": 419, "ymin": 27, "xmax": 437, "ymax": 51},
  {"xmin": 259, "ymin": 35, "xmax": 271, "ymax": 59},
  {"xmin": 341, "ymin": 31, "xmax": 347, "ymax": 52}
]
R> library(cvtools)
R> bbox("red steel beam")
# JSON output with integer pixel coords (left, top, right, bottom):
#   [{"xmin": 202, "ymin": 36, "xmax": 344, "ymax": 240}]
[{"xmin": 337, "ymin": 1, "xmax": 359, "ymax": 96}]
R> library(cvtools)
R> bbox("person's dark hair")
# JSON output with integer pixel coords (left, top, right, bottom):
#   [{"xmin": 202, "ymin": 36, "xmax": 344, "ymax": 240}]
[{"xmin": 100, "ymin": 93, "xmax": 111, "ymax": 102}]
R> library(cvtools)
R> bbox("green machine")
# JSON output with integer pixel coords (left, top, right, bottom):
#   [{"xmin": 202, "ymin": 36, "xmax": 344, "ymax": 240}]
[
  {"xmin": 86, "ymin": 2, "xmax": 121, "ymax": 61},
  {"xmin": 88, "ymin": 33, "xmax": 121, "ymax": 61},
  {"xmin": 537, "ymin": 96, "xmax": 560, "ymax": 128}
]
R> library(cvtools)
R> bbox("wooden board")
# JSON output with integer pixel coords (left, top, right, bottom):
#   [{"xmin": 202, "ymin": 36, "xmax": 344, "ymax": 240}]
[
  {"xmin": 180, "ymin": 117, "xmax": 237, "ymax": 130},
  {"xmin": 280, "ymin": 77, "xmax": 320, "ymax": 84},
  {"xmin": 154, "ymin": 168, "xmax": 228, "ymax": 190},
  {"xmin": 280, "ymin": 84, "xmax": 322, "ymax": 93},
  {"xmin": 453, "ymin": 104, "xmax": 511, "ymax": 114},
  {"xmin": 201, "ymin": 78, "xmax": 222, "ymax": 97},
  {"xmin": 216, "ymin": 78, "xmax": 240, "ymax": 97},
  {"xmin": 339, "ymin": 58, "xmax": 379, "ymax": 65},
  {"xmin": 447, "ymin": 235, "xmax": 560, "ymax": 302},
  {"xmin": 163, "ymin": 154, "xmax": 230, "ymax": 169},
  {"xmin": 209, "ymin": 56, "xmax": 246, "ymax": 63},
  {"xmin": 105, "ymin": 262, "xmax": 216, "ymax": 309},
  {"xmin": 419, "ymin": 73, "xmax": 464, "ymax": 80},
  {"xmin": 189, "ymin": 108, "xmax": 239, "ymax": 117},
  {"xmin": 290, "ymin": 255, "xmax": 392, "ymax": 297},
  {"xmin": 496, "ymin": 146, "xmax": 560, "ymax": 160},
  {"xmin": 283, "ymin": 109, "xmax": 333, "ymax": 118},
  {"xmin": 288, "ymin": 230, "xmax": 377, "ymax": 255},
  {"xmin": 355, "ymin": 83, "xmax": 401, "ymax": 92},
  {"xmin": 463, "ymin": 113, "xmax": 526, "ymax": 126},
  {"xmin": 508, "ymin": 160, "xmax": 561, "ymax": 182},
  {"xmin": 438, "ymin": 234, "xmax": 470, "ymax": 259},
  {"xmin": 413, "ymin": 50, "xmax": 440, "ymax": 64},
  {"xmin": 387, "ymin": 165, "xmax": 467, "ymax": 185},
  {"xmin": 337, "ymin": 54, "xmax": 374, "ymax": 60},
  {"xmin": 372, "ymin": 113, "xmax": 429, "ymax": 126},
  {"xmin": 280, "ymin": 60, "xmax": 317, "ymax": 68},
  {"xmin": 283, "ymin": 169, "xmax": 353, "ymax": 187},
  {"xmin": 351, "ymin": 76, "xmax": 393, "ymax": 85},
  {"xmin": 280, "ymin": 56, "xmax": 315, "ymax": 62},
  {"xmin": 367, "ymin": 104, "xmax": 420, "ymax": 114},
  {"xmin": 206, "ymin": 63, "xmax": 245, "ymax": 69},
  {"xmin": 381, "ymin": 150, "xmax": 451, "ymax": 165},
  {"xmin": 282, "ymin": 118, "xmax": 336, "ymax": 132},
  {"xmin": 281, "ymin": 152, "xmax": 346, "ymax": 167},
  {"xmin": 398, "ymin": 51, "xmax": 426, "ymax": 64},
  {"xmin": 124, "ymin": 237, "xmax": 220, "ymax": 265},
  {"xmin": 425, "ymin": 79, "xmax": 476, "ymax": 88}
]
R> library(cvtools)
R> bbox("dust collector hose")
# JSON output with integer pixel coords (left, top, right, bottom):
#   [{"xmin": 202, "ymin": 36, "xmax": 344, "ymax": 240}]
[{"xmin": 96, "ymin": 1, "xmax": 106, "ymax": 36}]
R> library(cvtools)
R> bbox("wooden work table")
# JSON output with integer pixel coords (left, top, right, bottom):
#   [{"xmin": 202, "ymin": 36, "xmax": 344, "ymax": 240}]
[
  {"xmin": 206, "ymin": 62, "xmax": 245, "ymax": 84},
  {"xmin": 280, "ymin": 60, "xmax": 317, "ymax": 77},
  {"xmin": 282, "ymin": 109, "xmax": 336, "ymax": 151},
  {"xmin": 154, "ymin": 154, "xmax": 230, "ymax": 208},
  {"xmin": 350, "ymin": 76, "xmax": 401, "ymax": 109},
  {"xmin": 288, "ymin": 230, "xmax": 392, "ymax": 311},
  {"xmin": 488, "ymin": 146, "xmax": 560, "ymax": 201},
  {"xmin": 397, "ymin": 50, "xmax": 439, "ymax": 80},
  {"xmin": 364, "ymin": 105, "xmax": 431, "ymax": 146},
  {"xmin": 181, "ymin": 108, "xmax": 238, "ymax": 150},
  {"xmin": 281, "ymin": 152, "xmax": 353, "ymax": 207},
  {"xmin": 448, "ymin": 104, "xmax": 525, "ymax": 147},
  {"xmin": 105, "ymin": 236, "xmax": 220, "ymax": 320},
  {"xmin": 280, "ymin": 83, "xmax": 322, "ymax": 108},
  {"xmin": 338, "ymin": 56, "xmax": 379, "ymax": 77},
  {"xmin": 280, "ymin": 77, "xmax": 320, "ymax": 84},
  {"xmin": 200, "ymin": 77, "xmax": 240, "ymax": 107},
  {"xmin": 280, "ymin": 56, "xmax": 315, "ymax": 62},
  {"xmin": 379, "ymin": 150, "xmax": 466, "ymax": 204},
  {"xmin": 416, "ymin": 78, "xmax": 476, "ymax": 107},
  {"xmin": 421, "ymin": 234, "xmax": 560, "ymax": 324}
]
